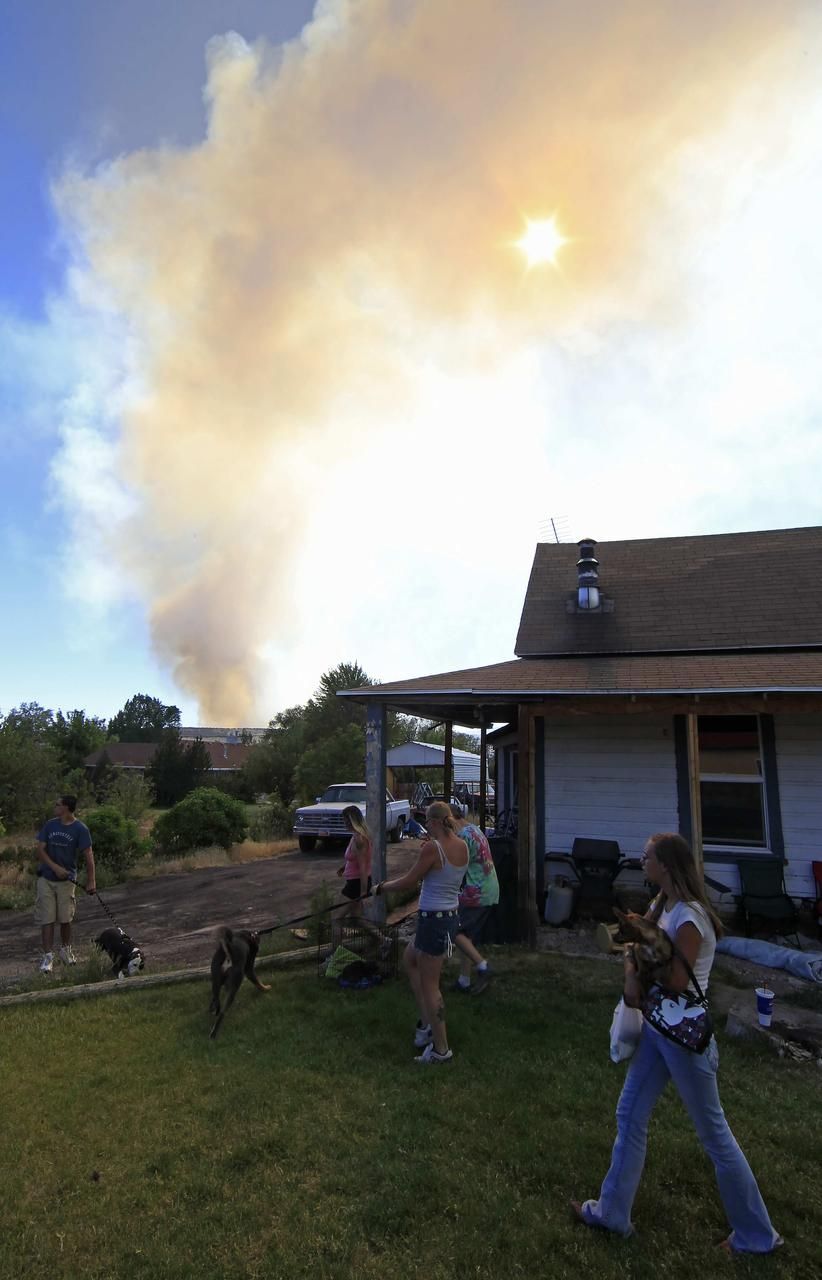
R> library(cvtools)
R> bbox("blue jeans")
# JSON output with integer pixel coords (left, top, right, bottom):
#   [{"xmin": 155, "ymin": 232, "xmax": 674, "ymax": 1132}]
[{"xmin": 583, "ymin": 1026, "xmax": 781, "ymax": 1253}]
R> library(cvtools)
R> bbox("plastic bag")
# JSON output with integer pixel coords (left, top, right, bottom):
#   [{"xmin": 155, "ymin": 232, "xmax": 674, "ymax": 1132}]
[{"xmin": 609, "ymin": 998, "xmax": 643, "ymax": 1063}]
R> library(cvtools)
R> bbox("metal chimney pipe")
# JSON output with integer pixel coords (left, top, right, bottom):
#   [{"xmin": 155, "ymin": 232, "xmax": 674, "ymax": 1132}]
[{"xmin": 577, "ymin": 538, "xmax": 600, "ymax": 610}]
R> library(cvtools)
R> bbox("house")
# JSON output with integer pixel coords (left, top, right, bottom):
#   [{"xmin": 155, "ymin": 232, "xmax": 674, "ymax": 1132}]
[
  {"xmin": 179, "ymin": 726, "xmax": 267, "ymax": 744},
  {"xmin": 84, "ymin": 741, "xmax": 254, "ymax": 775},
  {"xmin": 340, "ymin": 527, "xmax": 822, "ymax": 942}
]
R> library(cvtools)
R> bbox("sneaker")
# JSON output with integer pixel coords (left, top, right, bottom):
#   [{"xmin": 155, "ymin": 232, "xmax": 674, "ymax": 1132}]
[
  {"xmin": 58, "ymin": 945, "xmax": 77, "ymax": 966},
  {"xmin": 472, "ymin": 967, "xmax": 493, "ymax": 995},
  {"xmin": 413, "ymin": 1022, "xmax": 433, "ymax": 1048},
  {"xmin": 414, "ymin": 1043, "xmax": 453, "ymax": 1065},
  {"xmin": 39, "ymin": 951, "xmax": 54, "ymax": 973},
  {"xmin": 450, "ymin": 978, "xmax": 472, "ymax": 993}
]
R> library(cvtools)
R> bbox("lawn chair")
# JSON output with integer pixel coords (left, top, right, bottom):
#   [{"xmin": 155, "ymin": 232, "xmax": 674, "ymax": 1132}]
[
  {"xmin": 737, "ymin": 859, "xmax": 802, "ymax": 948},
  {"xmin": 553, "ymin": 838, "xmax": 632, "ymax": 921}
]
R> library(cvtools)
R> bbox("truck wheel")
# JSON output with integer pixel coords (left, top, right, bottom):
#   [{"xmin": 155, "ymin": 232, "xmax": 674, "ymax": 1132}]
[
  {"xmin": 391, "ymin": 821, "xmax": 404, "ymax": 843},
  {"xmin": 298, "ymin": 835, "xmax": 317, "ymax": 852}
]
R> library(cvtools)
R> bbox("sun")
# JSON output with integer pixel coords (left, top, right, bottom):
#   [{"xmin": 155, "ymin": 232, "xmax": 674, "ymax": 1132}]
[{"xmin": 514, "ymin": 216, "xmax": 568, "ymax": 268}]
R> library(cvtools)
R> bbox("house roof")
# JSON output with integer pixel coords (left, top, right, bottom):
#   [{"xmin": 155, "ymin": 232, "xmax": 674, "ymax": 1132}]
[
  {"xmin": 515, "ymin": 526, "xmax": 822, "ymax": 657},
  {"xmin": 339, "ymin": 526, "xmax": 822, "ymax": 718},
  {"xmin": 346, "ymin": 651, "xmax": 822, "ymax": 697},
  {"xmin": 85, "ymin": 742, "xmax": 253, "ymax": 771},
  {"xmin": 339, "ymin": 651, "xmax": 822, "ymax": 721}
]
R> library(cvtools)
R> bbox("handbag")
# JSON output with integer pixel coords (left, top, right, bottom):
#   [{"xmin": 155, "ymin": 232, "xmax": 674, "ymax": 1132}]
[
  {"xmin": 641, "ymin": 943, "xmax": 713, "ymax": 1054},
  {"xmin": 609, "ymin": 997, "xmax": 644, "ymax": 1063}
]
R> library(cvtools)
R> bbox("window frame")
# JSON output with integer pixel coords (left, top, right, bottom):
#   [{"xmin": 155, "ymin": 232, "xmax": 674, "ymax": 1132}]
[
  {"xmin": 675, "ymin": 712, "xmax": 784, "ymax": 863},
  {"xmin": 699, "ymin": 714, "xmax": 768, "ymax": 854}
]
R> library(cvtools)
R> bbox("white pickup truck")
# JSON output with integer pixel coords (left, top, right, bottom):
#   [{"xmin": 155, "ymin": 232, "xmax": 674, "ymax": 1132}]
[{"xmin": 293, "ymin": 783, "xmax": 411, "ymax": 852}]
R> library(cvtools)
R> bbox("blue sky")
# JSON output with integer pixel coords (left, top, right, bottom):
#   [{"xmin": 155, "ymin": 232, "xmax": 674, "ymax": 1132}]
[
  {"xmin": 1, "ymin": 0, "xmax": 314, "ymax": 722},
  {"xmin": 1, "ymin": 1, "xmax": 821, "ymax": 727}
]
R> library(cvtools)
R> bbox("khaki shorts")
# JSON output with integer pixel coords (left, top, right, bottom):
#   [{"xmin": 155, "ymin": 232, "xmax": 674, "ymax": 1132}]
[{"xmin": 34, "ymin": 876, "xmax": 77, "ymax": 926}]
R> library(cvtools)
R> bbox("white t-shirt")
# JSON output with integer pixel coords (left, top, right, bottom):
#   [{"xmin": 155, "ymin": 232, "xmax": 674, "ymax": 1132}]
[{"xmin": 658, "ymin": 900, "xmax": 715, "ymax": 994}]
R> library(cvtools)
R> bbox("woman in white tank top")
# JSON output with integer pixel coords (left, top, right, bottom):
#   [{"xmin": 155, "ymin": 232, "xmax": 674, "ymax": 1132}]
[
  {"xmin": 573, "ymin": 832, "xmax": 781, "ymax": 1255},
  {"xmin": 375, "ymin": 800, "xmax": 468, "ymax": 1064}
]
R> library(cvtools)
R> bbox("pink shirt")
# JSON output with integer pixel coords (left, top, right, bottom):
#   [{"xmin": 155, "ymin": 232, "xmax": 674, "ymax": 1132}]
[{"xmin": 344, "ymin": 836, "xmax": 372, "ymax": 880}]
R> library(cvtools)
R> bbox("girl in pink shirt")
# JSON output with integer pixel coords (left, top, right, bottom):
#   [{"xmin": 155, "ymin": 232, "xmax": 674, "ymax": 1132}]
[{"xmin": 337, "ymin": 805, "xmax": 373, "ymax": 912}]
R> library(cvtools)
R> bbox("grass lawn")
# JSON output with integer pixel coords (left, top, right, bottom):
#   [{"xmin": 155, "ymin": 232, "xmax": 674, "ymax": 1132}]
[{"xmin": 2, "ymin": 953, "xmax": 819, "ymax": 1280}]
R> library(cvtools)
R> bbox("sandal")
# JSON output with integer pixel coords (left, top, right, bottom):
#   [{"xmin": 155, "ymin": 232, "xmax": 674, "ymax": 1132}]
[
  {"xmin": 569, "ymin": 1200, "xmax": 602, "ymax": 1229},
  {"xmin": 719, "ymin": 1236, "xmax": 783, "ymax": 1258}
]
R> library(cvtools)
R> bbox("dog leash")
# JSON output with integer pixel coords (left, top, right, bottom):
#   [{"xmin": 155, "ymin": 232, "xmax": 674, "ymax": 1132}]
[
  {"xmin": 254, "ymin": 890, "xmax": 422, "ymax": 942},
  {"xmin": 86, "ymin": 887, "xmax": 130, "ymax": 936},
  {"xmin": 254, "ymin": 896, "xmax": 373, "ymax": 936}
]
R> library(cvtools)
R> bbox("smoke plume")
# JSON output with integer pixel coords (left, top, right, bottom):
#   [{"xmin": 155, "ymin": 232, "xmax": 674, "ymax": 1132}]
[{"xmin": 51, "ymin": 0, "xmax": 807, "ymax": 719}]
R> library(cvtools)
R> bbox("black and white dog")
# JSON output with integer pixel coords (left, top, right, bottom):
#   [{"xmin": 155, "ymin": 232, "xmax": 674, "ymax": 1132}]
[{"xmin": 95, "ymin": 927, "xmax": 145, "ymax": 979}]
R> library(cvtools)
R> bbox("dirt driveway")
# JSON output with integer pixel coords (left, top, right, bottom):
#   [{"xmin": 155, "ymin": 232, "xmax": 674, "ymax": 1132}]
[{"xmin": 0, "ymin": 842, "xmax": 422, "ymax": 986}]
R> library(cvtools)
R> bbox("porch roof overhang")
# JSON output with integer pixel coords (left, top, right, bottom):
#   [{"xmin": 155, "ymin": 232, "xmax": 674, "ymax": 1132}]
[{"xmin": 339, "ymin": 651, "xmax": 822, "ymax": 723}]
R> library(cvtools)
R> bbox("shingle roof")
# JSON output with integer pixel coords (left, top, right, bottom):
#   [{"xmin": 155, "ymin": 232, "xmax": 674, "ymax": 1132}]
[
  {"xmin": 515, "ymin": 526, "xmax": 822, "ymax": 656},
  {"xmin": 343, "ymin": 650, "xmax": 822, "ymax": 699}
]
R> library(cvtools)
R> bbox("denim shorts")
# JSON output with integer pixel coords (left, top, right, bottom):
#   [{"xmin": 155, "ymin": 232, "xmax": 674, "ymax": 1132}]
[{"xmin": 415, "ymin": 909, "xmax": 459, "ymax": 957}]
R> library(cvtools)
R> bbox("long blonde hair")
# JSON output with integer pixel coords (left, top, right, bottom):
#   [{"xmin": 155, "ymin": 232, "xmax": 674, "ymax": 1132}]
[
  {"xmin": 647, "ymin": 832, "xmax": 724, "ymax": 938},
  {"xmin": 425, "ymin": 800, "xmax": 459, "ymax": 833},
  {"xmin": 342, "ymin": 805, "xmax": 372, "ymax": 844}
]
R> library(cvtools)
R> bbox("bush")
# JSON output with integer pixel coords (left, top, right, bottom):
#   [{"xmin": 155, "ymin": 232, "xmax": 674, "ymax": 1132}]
[
  {"xmin": 0, "ymin": 842, "xmax": 38, "ymax": 866},
  {"xmin": 306, "ymin": 881, "xmax": 336, "ymax": 947},
  {"xmin": 207, "ymin": 771, "xmax": 257, "ymax": 803},
  {"xmin": 85, "ymin": 806, "xmax": 144, "ymax": 879},
  {"xmin": 104, "ymin": 772, "xmax": 154, "ymax": 820},
  {"xmin": 152, "ymin": 787, "xmax": 248, "ymax": 856},
  {"xmin": 248, "ymin": 798, "xmax": 294, "ymax": 841}
]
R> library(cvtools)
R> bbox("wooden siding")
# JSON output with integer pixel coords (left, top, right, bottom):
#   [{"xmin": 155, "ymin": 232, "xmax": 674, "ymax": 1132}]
[{"xmin": 543, "ymin": 715, "xmax": 679, "ymax": 860}]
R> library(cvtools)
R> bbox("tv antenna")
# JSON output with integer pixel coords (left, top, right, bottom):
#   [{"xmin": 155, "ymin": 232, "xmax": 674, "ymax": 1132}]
[{"xmin": 538, "ymin": 515, "xmax": 570, "ymax": 544}]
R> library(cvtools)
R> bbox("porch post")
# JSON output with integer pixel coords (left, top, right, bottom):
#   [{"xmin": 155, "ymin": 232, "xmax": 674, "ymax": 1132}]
[
  {"xmin": 443, "ymin": 720, "xmax": 453, "ymax": 803},
  {"xmin": 479, "ymin": 722, "xmax": 487, "ymax": 830},
  {"xmin": 686, "ymin": 711, "xmax": 703, "ymax": 871},
  {"xmin": 366, "ymin": 701, "xmax": 387, "ymax": 922},
  {"xmin": 517, "ymin": 704, "xmax": 538, "ymax": 947}
]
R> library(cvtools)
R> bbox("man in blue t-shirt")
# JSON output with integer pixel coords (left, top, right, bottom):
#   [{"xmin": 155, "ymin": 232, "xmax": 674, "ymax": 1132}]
[{"xmin": 35, "ymin": 794, "xmax": 96, "ymax": 973}]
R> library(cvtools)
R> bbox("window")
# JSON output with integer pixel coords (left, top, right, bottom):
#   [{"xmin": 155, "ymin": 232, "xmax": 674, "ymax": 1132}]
[{"xmin": 698, "ymin": 715, "xmax": 767, "ymax": 849}]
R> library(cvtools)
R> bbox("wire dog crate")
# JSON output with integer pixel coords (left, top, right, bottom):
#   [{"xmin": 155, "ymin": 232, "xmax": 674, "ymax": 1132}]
[{"xmin": 318, "ymin": 918, "xmax": 400, "ymax": 987}]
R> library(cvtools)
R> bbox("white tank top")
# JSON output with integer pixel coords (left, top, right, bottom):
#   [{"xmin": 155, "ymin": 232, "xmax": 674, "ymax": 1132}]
[{"xmin": 418, "ymin": 838, "xmax": 468, "ymax": 911}]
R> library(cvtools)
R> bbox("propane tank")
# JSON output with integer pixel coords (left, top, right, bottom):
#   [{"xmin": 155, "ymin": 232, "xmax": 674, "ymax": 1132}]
[{"xmin": 544, "ymin": 876, "xmax": 574, "ymax": 925}]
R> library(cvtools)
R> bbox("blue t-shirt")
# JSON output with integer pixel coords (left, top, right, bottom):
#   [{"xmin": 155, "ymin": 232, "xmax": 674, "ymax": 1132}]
[{"xmin": 37, "ymin": 818, "xmax": 92, "ymax": 882}]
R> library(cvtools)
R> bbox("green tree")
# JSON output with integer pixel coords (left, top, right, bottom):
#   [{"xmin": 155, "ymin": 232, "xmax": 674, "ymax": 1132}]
[
  {"xmin": 48, "ymin": 708, "xmax": 107, "ymax": 773},
  {"xmin": 242, "ymin": 661, "xmax": 408, "ymax": 810},
  {"xmin": 152, "ymin": 787, "xmax": 247, "ymax": 855},
  {"xmin": 0, "ymin": 703, "xmax": 61, "ymax": 831},
  {"xmin": 108, "ymin": 694, "xmax": 181, "ymax": 743},
  {"xmin": 146, "ymin": 731, "xmax": 211, "ymax": 807},
  {"xmin": 241, "ymin": 705, "xmax": 307, "ymax": 807},
  {"xmin": 106, "ymin": 771, "xmax": 154, "ymax": 820},
  {"xmin": 293, "ymin": 724, "xmax": 366, "ymax": 804}
]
